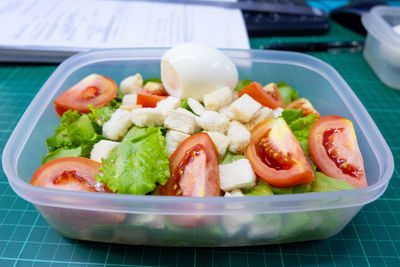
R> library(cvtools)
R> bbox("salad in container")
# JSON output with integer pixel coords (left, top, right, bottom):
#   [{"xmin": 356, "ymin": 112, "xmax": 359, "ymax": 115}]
[{"xmin": 3, "ymin": 43, "xmax": 393, "ymax": 246}]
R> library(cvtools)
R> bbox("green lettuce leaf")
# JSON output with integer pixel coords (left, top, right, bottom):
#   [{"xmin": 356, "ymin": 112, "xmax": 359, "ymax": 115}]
[
  {"xmin": 43, "ymin": 100, "xmax": 120, "ymax": 163},
  {"xmin": 311, "ymin": 172, "xmax": 356, "ymax": 192},
  {"xmin": 282, "ymin": 109, "xmax": 303, "ymax": 125},
  {"xmin": 220, "ymin": 152, "xmax": 245, "ymax": 164},
  {"xmin": 234, "ymin": 79, "xmax": 253, "ymax": 91},
  {"xmin": 42, "ymin": 147, "xmax": 82, "ymax": 164},
  {"xmin": 277, "ymin": 82, "xmax": 298, "ymax": 105},
  {"xmin": 243, "ymin": 180, "xmax": 274, "ymax": 196},
  {"xmin": 96, "ymin": 127, "xmax": 170, "ymax": 195},
  {"xmin": 282, "ymin": 109, "xmax": 319, "ymax": 156}
]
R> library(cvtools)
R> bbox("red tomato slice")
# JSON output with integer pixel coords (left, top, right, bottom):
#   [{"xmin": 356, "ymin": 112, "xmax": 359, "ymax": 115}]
[
  {"xmin": 31, "ymin": 157, "xmax": 110, "ymax": 192},
  {"xmin": 54, "ymin": 74, "xmax": 117, "ymax": 116},
  {"xmin": 136, "ymin": 93, "xmax": 167, "ymax": 108},
  {"xmin": 238, "ymin": 81, "xmax": 285, "ymax": 109},
  {"xmin": 287, "ymin": 98, "xmax": 321, "ymax": 118},
  {"xmin": 245, "ymin": 117, "xmax": 316, "ymax": 187},
  {"xmin": 158, "ymin": 132, "xmax": 221, "ymax": 197},
  {"xmin": 309, "ymin": 115, "xmax": 367, "ymax": 188}
]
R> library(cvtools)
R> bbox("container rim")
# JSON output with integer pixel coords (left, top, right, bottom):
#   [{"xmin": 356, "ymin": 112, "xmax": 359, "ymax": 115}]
[
  {"xmin": 2, "ymin": 47, "xmax": 394, "ymax": 215},
  {"xmin": 361, "ymin": 6, "xmax": 400, "ymax": 49}
]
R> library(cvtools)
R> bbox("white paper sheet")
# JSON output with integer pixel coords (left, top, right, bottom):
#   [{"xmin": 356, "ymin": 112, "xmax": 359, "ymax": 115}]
[{"xmin": 0, "ymin": 0, "xmax": 249, "ymax": 52}]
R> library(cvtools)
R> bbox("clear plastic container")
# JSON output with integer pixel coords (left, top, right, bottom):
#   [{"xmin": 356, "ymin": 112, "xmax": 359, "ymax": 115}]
[
  {"xmin": 2, "ymin": 48, "xmax": 394, "ymax": 246},
  {"xmin": 362, "ymin": 6, "xmax": 400, "ymax": 90}
]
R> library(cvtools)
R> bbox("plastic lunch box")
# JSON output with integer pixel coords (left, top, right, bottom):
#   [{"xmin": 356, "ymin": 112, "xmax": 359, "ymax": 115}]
[
  {"xmin": 362, "ymin": 6, "xmax": 400, "ymax": 90},
  {"xmin": 2, "ymin": 48, "xmax": 394, "ymax": 246}
]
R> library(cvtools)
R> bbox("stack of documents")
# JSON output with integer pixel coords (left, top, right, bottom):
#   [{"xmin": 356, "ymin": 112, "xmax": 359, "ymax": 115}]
[{"xmin": 0, "ymin": 0, "xmax": 249, "ymax": 62}]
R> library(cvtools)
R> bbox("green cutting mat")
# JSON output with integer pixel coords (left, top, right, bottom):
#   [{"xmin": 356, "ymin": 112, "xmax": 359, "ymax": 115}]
[{"xmin": 1, "ymin": 21, "xmax": 400, "ymax": 266}]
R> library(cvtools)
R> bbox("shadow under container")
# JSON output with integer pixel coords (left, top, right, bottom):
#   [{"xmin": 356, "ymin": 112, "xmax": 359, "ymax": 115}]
[{"xmin": 3, "ymin": 48, "xmax": 393, "ymax": 246}]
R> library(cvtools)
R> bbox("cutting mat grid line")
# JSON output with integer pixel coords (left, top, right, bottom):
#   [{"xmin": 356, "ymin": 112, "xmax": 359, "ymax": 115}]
[{"xmin": 1, "ymin": 22, "xmax": 400, "ymax": 266}]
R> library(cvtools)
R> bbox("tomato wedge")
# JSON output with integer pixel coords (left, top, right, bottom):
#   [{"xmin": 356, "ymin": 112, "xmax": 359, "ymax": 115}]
[
  {"xmin": 136, "ymin": 92, "xmax": 167, "ymax": 108},
  {"xmin": 31, "ymin": 157, "xmax": 125, "ymax": 227},
  {"xmin": 287, "ymin": 98, "xmax": 321, "ymax": 118},
  {"xmin": 31, "ymin": 157, "xmax": 111, "ymax": 192},
  {"xmin": 54, "ymin": 74, "xmax": 117, "ymax": 116},
  {"xmin": 238, "ymin": 81, "xmax": 285, "ymax": 109},
  {"xmin": 245, "ymin": 117, "xmax": 315, "ymax": 187},
  {"xmin": 158, "ymin": 132, "xmax": 221, "ymax": 197},
  {"xmin": 309, "ymin": 115, "xmax": 367, "ymax": 188},
  {"xmin": 141, "ymin": 81, "xmax": 169, "ymax": 96}
]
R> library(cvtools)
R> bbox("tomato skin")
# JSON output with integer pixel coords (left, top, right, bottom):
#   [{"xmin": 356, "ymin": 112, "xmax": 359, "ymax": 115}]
[
  {"xmin": 141, "ymin": 82, "xmax": 169, "ymax": 96},
  {"xmin": 287, "ymin": 98, "xmax": 321, "ymax": 118},
  {"xmin": 158, "ymin": 132, "xmax": 221, "ymax": 197},
  {"xmin": 245, "ymin": 118, "xmax": 315, "ymax": 187},
  {"xmin": 136, "ymin": 93, "xmax": 167, "ymax": 108},
  {"xmin": 54, "ymin": 74, "xmax": 117, "ymax": 116},
  {"xmin": 309, "ymin": 115, "xmax": 367, "ymax": 188},
  {"xmin": 31, "ymin": 157, "xmax": 125, "ymax": 227},
  {"xmin": 31, "ymin": 157, "xmax": 109, "ymax": 192},
  {"xmin": 238, "ymin": 81, "xmax": 285, "ymax": 109}
]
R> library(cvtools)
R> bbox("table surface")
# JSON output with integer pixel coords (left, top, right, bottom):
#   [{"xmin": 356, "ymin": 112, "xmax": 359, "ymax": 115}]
[{"xmin": 1, "ymin": 18, "xmax": 400, "ymax": 267}]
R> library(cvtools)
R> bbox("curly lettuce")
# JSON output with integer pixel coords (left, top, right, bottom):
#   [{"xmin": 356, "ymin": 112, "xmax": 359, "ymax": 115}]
[{"xmin": 96, "ymin": 127, "xmax": 170, "ymax": 195}]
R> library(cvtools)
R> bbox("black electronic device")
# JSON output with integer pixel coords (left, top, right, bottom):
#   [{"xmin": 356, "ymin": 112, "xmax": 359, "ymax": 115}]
[
  {"xmin": 240, "ymin": 0, "xmax": 330, "ymax": 36},
  {"xmin": 330, "ymin": 1, "xmax": 387, "ymax": 36}
]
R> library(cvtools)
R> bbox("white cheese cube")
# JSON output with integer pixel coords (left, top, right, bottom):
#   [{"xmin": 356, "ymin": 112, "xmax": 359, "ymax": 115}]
[
  {"xmin": 156, "ymin": 96, "xmax": 180, "ymax": 115},
  {"xmin": 245, "ymin": 107, "xmax": 274, "ymax": 131},
  {"xmin": 229, "ymin": 94, "xmax": 261, "ymax": 123},
  {"xmin": 102, "ymin": 109, "xmax": 133, "ymax": 141},
  {"xmin": 131, "ymin": 108, "xmax": 165, "ymax": 127},
  {"xmin": 121, "ymin": 94, "xmax": 137, "ymax": 109},
  {"xmin": 120, "ymin": 73, "xmax": 143, "ymax": 95},
  {"xmin": 164, "ymin": 108, "xmax": 197, "ymax": 134},
  {"xmin": 187, "ymin": 98, "xmax": 205, "ymax": 116},
  {"xmin": 204, "ymin": 131, "xmax": 230, "ymax": 158},
  {"xmin": 227, "ymin": 121, "xmax": 251, "ymax": 154},
  {"xmin": 90, "ymin": 140, "xmax": 120, "ymax": 163},
  {"xmin": 165, "ymin": 130, "xmax": 190, "ymax": 156},
  {"xmin": 196, "ymin": 111, "xmax": 229, "ymax": 133},
  {"xmin": 219, "ymin": 158, "xmax": 256, "ymax": 191},
  {"xmin": 203, "ymin": 86, "xmax": 232, "ymax": 111},
  {"xmin": 273, "ymin": 107, "xmax": 284, "ymax": 118}
]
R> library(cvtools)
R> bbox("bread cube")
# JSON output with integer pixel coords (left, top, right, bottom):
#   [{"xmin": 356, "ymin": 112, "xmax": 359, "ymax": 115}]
[
  {"xmin": 131, "ymin": 108, "xmax": 165, "ymax": 127},
  {"xmin": 120, "ymin": 94, "xmax": 137, "ymax": 110},
  {"xmin": 120, "ymin": 73, "xmax": 143, "ymax": 95},
  {"xmin": 229, "ymin": 94, "xmax": 261, "ymax": 123},
  {"xmin": 203, "ymin": 86, "xmax": 232, "ymax": 111},
  {"xmin": 187, "ymin": 98, "xmax": 205, "ymax": 116},
  {"xmin": 204, "ymin": 131, "xmax": 230, "ymax": 158},
  {"xmin": 165, "ymin": 130, "xmax": 190, "ymax": 156},
  {"xmin": 227, "ymin": 121, "xmax": 251, "ymax": 154},
  {"xmin": 90, "ymin": 140, "xmax": 120, "ymax": 163},
  {"xmin": 219, "ymin": 105, "xmax": 234, "ymax": 120},
  {"xmin": 219, "ymin": 158, "xmax": 256, "ymax": 191},
  {"xmin": 103, "ymin": 109, "xmax": 133, "ymax": 141},
  {"xmin": 196, "ymin": 111, "xmax": 229, "ymax": 133},
  {"xmin": 245, "ymin": 107, "xmax": 274, "ymax": 131},
  {"xmin": 273, "ymin": 107, "xmax": 284, "ymax": 118},
  {"xmin": 224, "ymin": 189, "xmax": 245, "ymax": 197},
  {"xmin": 156, "ymin": 96, "xmax": 180, "ymax": 115},
  {"xmin": 164, "ymin": 108, "xmax": 197, "ymax": 134}
]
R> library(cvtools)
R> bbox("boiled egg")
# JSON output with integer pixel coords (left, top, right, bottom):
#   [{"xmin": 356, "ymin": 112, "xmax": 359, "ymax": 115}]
[{"xmin": 161, "ymin": 43, "xmax": 238, "ymax": 101}]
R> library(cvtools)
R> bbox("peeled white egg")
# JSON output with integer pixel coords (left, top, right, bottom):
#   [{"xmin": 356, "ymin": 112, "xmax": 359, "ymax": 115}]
[{"xmin": 161, "ymin": 43, "xmax": 238, "ymax": 101}]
